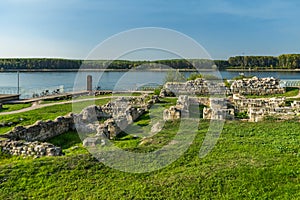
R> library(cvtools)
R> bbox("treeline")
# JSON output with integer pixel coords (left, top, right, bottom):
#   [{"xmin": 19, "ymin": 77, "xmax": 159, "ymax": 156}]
[
  {"xmin": 0, "ymin": 58, "xmax": 82, "ymax": 70},
  {"xmin": 77, "ymin": 59, "xmax": 216, "ymax": 70},
  {"xmin": 0, "ymin": 58, "xmax": 216, "ymax": 70},
  {"xmin": 1, "ymin": 54, "xmax": 300, "ymax": 70},
  {"xmin": 226, "ymin": 54, "xmax": 300, "ymax": 69}
]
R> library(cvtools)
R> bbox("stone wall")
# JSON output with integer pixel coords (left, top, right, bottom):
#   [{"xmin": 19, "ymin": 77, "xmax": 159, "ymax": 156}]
[
  {"xmin": 230, "ymin": 76, "xmax": 285, "ymax": 95},
  {"xmin": 163, "ymin": 95, "xmax": 191, "ymax": 121},
  {"xmin": 160, "ymin": 78, "xmax": 227, "ymax": 97},
  {"xmin": 0, "ymin": 95, "xmax": 156, "ymax": 155},
  {"xmin": 4, "ymin": 113, "xmax": 74, "ymax": 142},
  {"xmin": 291, "ymin": 101, "xmax": 300, "ymax": 111},
  {"xmin": 163, "ymin": 95, "xmax": 234, "ymax": 121},
  {"xmin": 163, "ymin": 106, "xmax": 182, "ymax": 121},
  {"xmin": 94, "ymin": 107, "xmax": 146, "ymax": 140},
  {"xmin": 202, "ymin": 98, "xmax": 234, "ymax": 120},
  {"xmin": 188, "ymin": 97, "xmax": 210, "ymax": 107},
  {"xmin": 203, "ymin": 107, "xmax": 235, "ymax": 120},
  {"xmin": 249, "ymin": 106, "xmax": 297, "ymax": 122},
  {"xmin": 162, "ymin": 94, "xmax": 299, "ymax": 122},
  {"xmin": 232, "ymin": 94, "xmax": 286, "ymax": 113},
  {"xmin": 160, "ymin": 77, "xmax": 285, "ymax": 97},
  {"xmin": 81, "ymin": 96, "xmax": 153, "ymax": 146},
  {"xmin": 233, "ymin": 94, "xmax": 299, "ymax": 122},
  {"xmin": 0, "ymin": 140, "xmax": 62, "ymax": 157}
]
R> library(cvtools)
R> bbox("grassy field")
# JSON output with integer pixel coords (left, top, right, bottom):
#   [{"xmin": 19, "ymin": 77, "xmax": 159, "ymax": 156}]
[
  {"xmin": 0, "ymin": 103, "xmax": 31, "ymax": 113},
  {"xmin": 0, "ymin": 109, "xmax": 299, "ymax": 199},
  {"xmin": 40, "ymin": 92, "xmax": 143, "ymax": 104}
]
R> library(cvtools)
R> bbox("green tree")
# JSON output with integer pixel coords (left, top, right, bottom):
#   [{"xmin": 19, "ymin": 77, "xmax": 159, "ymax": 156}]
[{"xmin": 164, "ymin": 69, "xmax": 186, "ymax": 83}]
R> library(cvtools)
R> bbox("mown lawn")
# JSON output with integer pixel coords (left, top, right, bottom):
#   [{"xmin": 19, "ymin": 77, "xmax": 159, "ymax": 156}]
[{"xmin": 0, "ymin": 118, "xmax": 299, "ymax": 199}]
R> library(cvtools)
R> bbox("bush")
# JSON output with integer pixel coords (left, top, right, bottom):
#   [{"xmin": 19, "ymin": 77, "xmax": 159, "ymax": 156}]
[
  {"xmin": 154, "ymin": 86, "xmax": 163, "ymax": 95},
  {"xmin": 235, "ymin": 111, "xmax": 249, "ymax": 119},
  {"xmin": 187, "ymin": 73, "xmax": 203, "ymax": 80},
  {"xmin": 187, "ymin": 73, "xmax": 219, "ymax": 81},
  {"xmin": 223, "ymin": 79, "xmax": 231, "ymax": 88},
  {"xmin": 233, "ymin": 75, "xmax": 254, "ymax": 80},
  {"xmin": 164, "ymin": 70, "xmax": 186, "ymax": 83}
]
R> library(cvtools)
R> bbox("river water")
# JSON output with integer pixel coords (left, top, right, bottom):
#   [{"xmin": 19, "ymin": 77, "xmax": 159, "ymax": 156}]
[{"xmin": 0, "ymin": 71, "xmax": 300, "ymax": 98}]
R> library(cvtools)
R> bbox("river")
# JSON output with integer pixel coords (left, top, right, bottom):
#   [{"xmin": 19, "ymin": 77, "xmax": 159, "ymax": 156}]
[{"xmin": 0, "ymin": 71, "xmax": 300, "ymax": 98}]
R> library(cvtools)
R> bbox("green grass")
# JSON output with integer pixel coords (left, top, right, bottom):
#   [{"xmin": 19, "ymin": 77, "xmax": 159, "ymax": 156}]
[
  {"xmin": 0, "ymin": 97, "xmax": 299, "ymax": 199},
  {"xmin": 0, "ymin": 103, "xmax": 31, "ymax": 113},
  {"xmin": 245, "ymin": 87, "xmax": 299, "ymax": 98},
  {"xmin": 40, "ymin": 93, "xmax": 141, "ymax": 104},
  {"xmin": 0, "ymin": 120, "xmax": 299, "ymax": 199}
]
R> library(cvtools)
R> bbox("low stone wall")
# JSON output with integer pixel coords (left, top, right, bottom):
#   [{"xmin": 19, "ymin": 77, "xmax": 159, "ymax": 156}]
[
  {"xmin": 0, "ymin": 140, "xmax": 62, "ymax": 157},
  {"xmin": 232, "ymin": 94, "xmax": 286, "ymax": 112},
  {"xmin": 249, "ymin": 107, "xmax": 297, "ymax": 122},
  {"xmin": 163, "ymin": 106, "xmax": 181, "ymax": 121},
  {"xmin": 203, "ymin": 107, "xmax": 235, "ymax": 120},
  {"xmin": 163, "ymin": 96, "xmax": 233, "ymax": 121},
  {"xmin": 4, "ymin": 114, "xmax": 74, "ymax": 142},
  {"xmin": 291, "ymin": 101, "xmax": 300, "ymax": 110},
  {"xmin": 95, "ymin": 107, "xmax": 146, "ymax": 140}
]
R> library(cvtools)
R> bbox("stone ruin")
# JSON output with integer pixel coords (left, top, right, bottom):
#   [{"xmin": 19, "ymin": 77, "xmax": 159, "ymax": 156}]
[
  {"xmin": 202, "ymin": 98, "xmax": 235, "ymax": 120},
  {"xmin": 232, "ymin": 94, "xmax": 300, "ymax": 122},
  {"xmin": 160, "ymin": 76, "xmax": 285, "ymax": 97},
  {"xmin": 162, "ymin": 93, "xmax": 300, "ymax": 122},
  {"xmin": 163, "ymin": 95, "xmax": 235, "ymax": 121},
  {"xmin": 160, "ymin": 78, "xmax": 227, "ymax": 97},
  {"xmin": 4, "ymin": 114, "xmax": 75, "ymax": 142},
  {"xmin": 230, "ymin": 76, "xmax": 285, "ymax": 95},
  {"xmin": 232, "ymin": 94, "xmax": 286, "ymax": 113},
  {"xmin": 0, "ymin": 140, "xmax": 62, "ymax": 157},
  {"xmin": 160, "ymin": 76, "xmax": 298, "ymax": 122},
  {"xmin": 0, "ymin": 95, "xmax": 159, "ymax": 156},
  {"xmin": 291, "ymin": 101, "xmax": 300, "ymax": 111},
  {"xmin": 163, "ymin": 95, "xmax": 190, "ymax": 121},
  {"xmin": 81, "ymin": 95, "xmax": 159, "ymax": 146}
]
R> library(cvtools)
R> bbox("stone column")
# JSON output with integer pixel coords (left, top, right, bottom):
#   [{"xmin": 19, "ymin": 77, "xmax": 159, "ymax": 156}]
[{"xmin": 87, "ymin": 75, "xmax": 92, "ymax": 91}]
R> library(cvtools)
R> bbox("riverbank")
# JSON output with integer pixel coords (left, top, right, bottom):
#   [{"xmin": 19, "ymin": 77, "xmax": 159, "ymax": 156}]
[
  {"xmin": 2, "ymin": 68, "xmax": 300, "ymax": 72},
  {"xmin": 226, "ymin": 68, "xmax": 300, "ymax": 72}
]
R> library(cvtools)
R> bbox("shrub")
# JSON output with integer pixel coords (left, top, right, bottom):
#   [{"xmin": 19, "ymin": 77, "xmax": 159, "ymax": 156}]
[{"xmin": 235, "ymin": 111, "xmax": 249, "ymax": 119}]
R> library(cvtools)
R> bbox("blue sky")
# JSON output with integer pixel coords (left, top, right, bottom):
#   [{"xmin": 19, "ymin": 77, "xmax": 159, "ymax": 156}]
[{"xmin": 0, "ymin": 0, "xmax": 300, "ymax": 59}]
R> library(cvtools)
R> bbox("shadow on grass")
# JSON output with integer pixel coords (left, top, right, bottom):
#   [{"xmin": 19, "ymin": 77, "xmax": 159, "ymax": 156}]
[{"xmin": 47, "ymin": 131, "xmax": 82, "ymax": 149}]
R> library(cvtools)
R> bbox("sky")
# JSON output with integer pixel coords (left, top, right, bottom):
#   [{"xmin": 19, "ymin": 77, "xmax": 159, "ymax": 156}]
[{"xmin": 0, "ymin": 0, "xmax": 300, "ymax": 60}]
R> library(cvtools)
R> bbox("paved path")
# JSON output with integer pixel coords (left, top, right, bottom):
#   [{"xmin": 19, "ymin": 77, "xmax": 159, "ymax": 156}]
[
  {"xmin": 0, "ymin": 96, "xmax": 127, "ymax": 116},
  {"xmin": 8, "ymin": 91, "xmax": 89, "ymax": 104}
]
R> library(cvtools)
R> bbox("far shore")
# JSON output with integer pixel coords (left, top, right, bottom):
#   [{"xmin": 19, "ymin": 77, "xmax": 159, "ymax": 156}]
[{"xmin": 1, "ymin": 68, "xmax": 300, "ymax": 73}]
